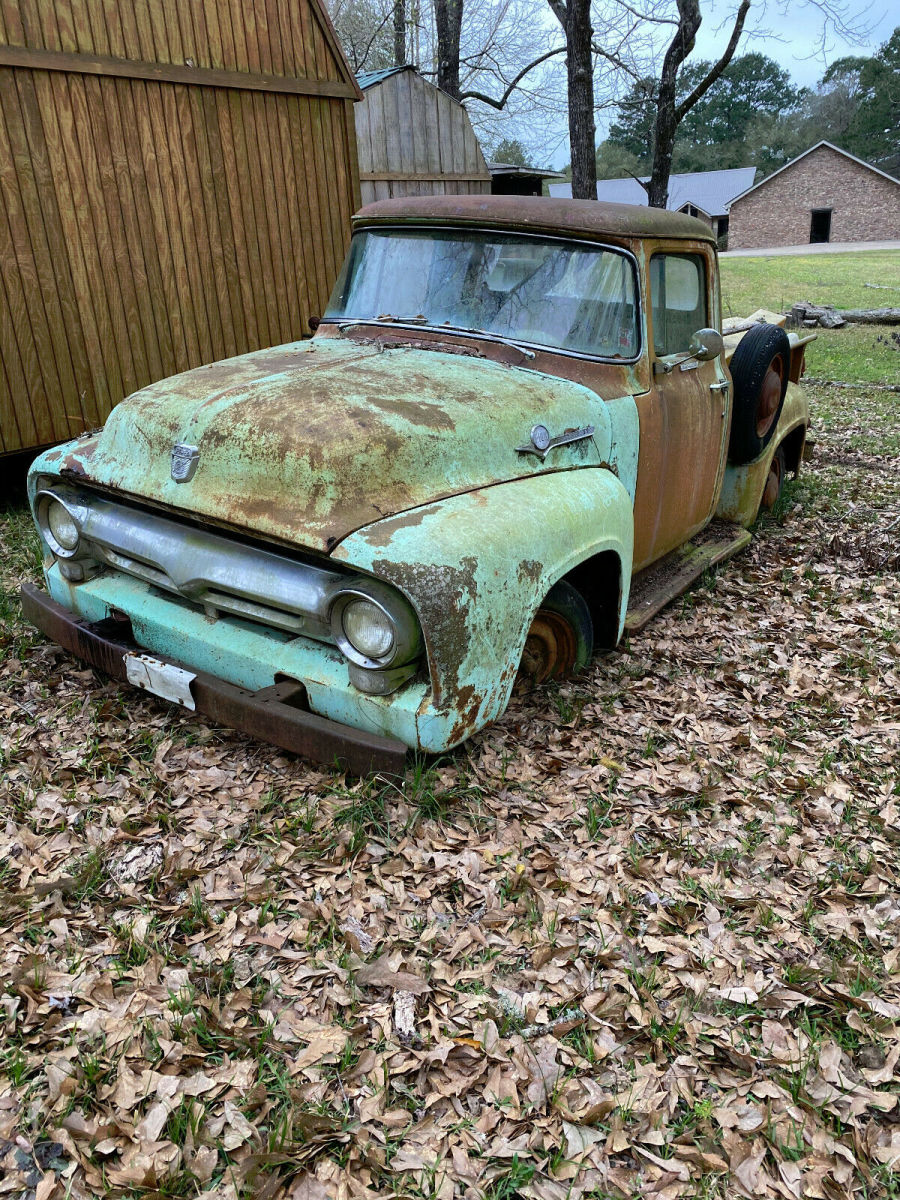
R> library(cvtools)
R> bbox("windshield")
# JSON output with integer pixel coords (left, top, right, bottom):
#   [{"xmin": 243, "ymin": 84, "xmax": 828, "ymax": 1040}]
[{"xmin": 324, "ymin": 228, "xmax": 640, "ymax": 359}]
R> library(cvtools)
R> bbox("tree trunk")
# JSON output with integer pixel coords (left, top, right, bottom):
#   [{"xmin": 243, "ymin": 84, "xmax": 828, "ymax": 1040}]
[
  {"xmin": 646, "ymin": 0, "xmax": 701, "ymax": 207},
  {"xmin": 393, "ymin": 0, "xmax": 406, "ymax": 65},
  {"xmin": 645, "ymin": 0, "xmax": 749, "ymax": 208},
  {"xmin": 548, "ymin": 0, "xmax": 597, "ymax": 200},
  {"xmin": 566, "ymin": 0, "xmax": 597, "ymax": 199},
  {"xmin": 435, "ymin": 0, "xmax": 463, "ymax": 99}
]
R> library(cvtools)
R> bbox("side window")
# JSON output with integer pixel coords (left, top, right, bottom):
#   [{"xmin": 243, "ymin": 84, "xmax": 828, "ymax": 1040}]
[{"xmin": 650, "ymin": 254, "xmax": 707, "ymax": 356}]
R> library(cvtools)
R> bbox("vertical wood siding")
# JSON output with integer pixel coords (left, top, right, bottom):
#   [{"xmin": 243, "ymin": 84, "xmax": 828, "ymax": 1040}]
[
  {"xmin": 0, "ymin": 0, "xmax": 360, "ymax": 455},
  {"xmin": 356, "ymin": 69, "xmax": 490, "ymax": 205}
]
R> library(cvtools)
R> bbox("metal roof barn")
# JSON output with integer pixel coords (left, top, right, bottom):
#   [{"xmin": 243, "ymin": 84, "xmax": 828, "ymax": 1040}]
[{"xmin": 549, "ymin": 167, "xmax": 757, "ymax": 238}]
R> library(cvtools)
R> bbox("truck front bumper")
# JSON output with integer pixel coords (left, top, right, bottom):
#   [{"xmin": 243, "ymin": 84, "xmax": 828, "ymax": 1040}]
[{"xmin": 21, "ymin": 582, "xmax": 408, "ymax": 776}]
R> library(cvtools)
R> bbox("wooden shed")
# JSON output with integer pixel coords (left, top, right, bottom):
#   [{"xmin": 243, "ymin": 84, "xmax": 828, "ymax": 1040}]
[
  {"xmin": 0, "ymin": 0, "xmax": 362, "ymax": 458},
  {"xmin": 354, "ymin": 65, "xmax": 490, "ymax": 204}
]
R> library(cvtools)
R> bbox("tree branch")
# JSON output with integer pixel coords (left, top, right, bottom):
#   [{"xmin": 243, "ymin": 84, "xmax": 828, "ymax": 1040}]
[
  {"xmin": 674, "ymin": 0, "xmax": 750, "ymax": 120},
  {"xmin": 591, "ymin": 45, "xmax": 649, "ymax": 84},
  {"xmin": 547, "ymin": 0, "xmax": 567, "ymax": 29},
  {"xmin": 613, "ymin": 0, "xmax": 680, "ymax": 25},
  {"xmin": 459, "ymin": 45, "xmax": 568, "ymax": 109}
]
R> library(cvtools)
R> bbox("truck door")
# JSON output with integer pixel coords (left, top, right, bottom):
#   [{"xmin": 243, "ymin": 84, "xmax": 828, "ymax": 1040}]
[{"xmin": 632, "ymin": 247, "xmax": 729, "ymax": 571}]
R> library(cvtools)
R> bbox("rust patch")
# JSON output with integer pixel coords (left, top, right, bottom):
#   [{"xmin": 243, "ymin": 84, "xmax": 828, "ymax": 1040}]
[
  {"xmin": 354, "ymin": 194, "xmax": 716, "ymax": 245},
  {"xmin": 362, "ymin": 393, "xmax": 456, "ymax": 431},
  {"xmin": 447, "ymin": 683, "xmax": 481, "ymax": 747},
  {"xmin": 60, "ymin": 442, "xmax": 96, "ymax": 477},
  {"xmin": 517, "ymin": 559, "xmax": 543, "ymax": 585},
  {"xmin": 370, "ymin": 556, "xmax": 478, "ymax": 710},
  {"xmin": 355, "ymin": 504, "xmax": 447, "ymax": 548}
]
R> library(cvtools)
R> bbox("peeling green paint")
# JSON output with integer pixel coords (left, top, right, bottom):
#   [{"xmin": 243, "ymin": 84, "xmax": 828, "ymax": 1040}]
[
  {"xmin": 334, "ymin": 470, "xmax": 634, "ymax": 746},
  {"xmin": 44, "ymin": 338, "xmax": 623, "ymax": 554}
]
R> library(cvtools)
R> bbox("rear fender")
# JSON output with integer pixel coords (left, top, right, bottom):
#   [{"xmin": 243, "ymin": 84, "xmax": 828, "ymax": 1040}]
[
  {"xmin": 332, "ymin": 469, "xmax": 634, "ymax": 745},
  {"xmin": 717, "ymin": 383, "xmax": 809, "ymax": 526}
]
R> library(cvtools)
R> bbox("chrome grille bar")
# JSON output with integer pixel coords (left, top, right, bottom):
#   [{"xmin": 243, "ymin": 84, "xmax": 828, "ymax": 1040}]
[{"xmin": 54, "ymin": 488, "xmax": 343, "ymax": 641}]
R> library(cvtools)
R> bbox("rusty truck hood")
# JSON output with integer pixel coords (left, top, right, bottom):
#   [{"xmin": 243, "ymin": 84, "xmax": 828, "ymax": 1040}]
[{"xmin": 63, "ymin": 338, "xmax": 612, "ymax": 552}]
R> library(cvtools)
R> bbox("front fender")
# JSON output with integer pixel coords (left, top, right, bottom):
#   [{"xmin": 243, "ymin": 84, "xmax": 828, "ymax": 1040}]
[{"xmin": 332, "ymin": 469, "xmax": 634, "ymax": 748}]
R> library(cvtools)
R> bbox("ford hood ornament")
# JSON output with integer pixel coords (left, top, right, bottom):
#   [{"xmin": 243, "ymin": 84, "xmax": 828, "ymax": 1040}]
[{"xmin": 171, "ymin": 442, "xmax": 200, "ymax": 483}]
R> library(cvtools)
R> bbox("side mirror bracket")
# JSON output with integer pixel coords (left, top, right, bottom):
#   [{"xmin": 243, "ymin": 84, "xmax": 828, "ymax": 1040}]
[{"xmin": 654, "ymin": 327, "xmax": 724, "ymax": 375}]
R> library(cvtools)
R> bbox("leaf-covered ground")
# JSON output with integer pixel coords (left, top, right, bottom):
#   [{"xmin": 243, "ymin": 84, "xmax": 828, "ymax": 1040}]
[{"xmin": 1, "ymin": 383, "xmax": 898, "ymax": 1200}]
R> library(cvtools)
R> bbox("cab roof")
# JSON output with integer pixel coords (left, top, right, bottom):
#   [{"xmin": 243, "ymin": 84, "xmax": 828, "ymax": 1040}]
[{"xmin": 353, "ymin": 194, "xmax": 717, "ymax": 243}]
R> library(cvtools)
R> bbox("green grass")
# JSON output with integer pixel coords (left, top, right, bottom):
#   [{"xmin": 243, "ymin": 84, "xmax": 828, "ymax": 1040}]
[
  {"xmin": 802, "ymin": 326, "xmax": 900, "ymax": 387},
  {"xmin": 720, "ymin": 250, "xmax": 900, "ymax": 386},
  {"xmin": 719, "ymin": 250, "xmax": 900, "ymax": 315}
]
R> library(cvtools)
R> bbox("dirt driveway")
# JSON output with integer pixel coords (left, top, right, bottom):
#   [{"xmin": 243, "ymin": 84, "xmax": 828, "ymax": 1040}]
[{"xmin": 721, "ymin": 240, "xmax": 900, "ymax": 257}]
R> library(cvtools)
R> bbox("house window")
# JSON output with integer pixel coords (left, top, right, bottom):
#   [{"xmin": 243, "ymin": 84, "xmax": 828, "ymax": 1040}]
[{"xmin": 810, "ymin": 209, "xmax": 832, "ymax": 243}]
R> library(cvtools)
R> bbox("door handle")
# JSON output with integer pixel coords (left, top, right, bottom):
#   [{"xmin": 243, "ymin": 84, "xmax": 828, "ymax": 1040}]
[{"xmin": 709, "ymin": 379, "xmax": 729, "ymax": 417}]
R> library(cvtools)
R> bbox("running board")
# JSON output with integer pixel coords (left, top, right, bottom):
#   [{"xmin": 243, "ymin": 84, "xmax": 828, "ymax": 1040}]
[{"xmin": 625, "ymin": 521, "xmax": 752, "ymax": 632}]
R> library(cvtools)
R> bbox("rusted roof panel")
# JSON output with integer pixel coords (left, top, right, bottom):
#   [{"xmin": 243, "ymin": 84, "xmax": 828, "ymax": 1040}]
[{"xmin": 353, "ymin": 195, "xmax": 717, "ymax": 242}]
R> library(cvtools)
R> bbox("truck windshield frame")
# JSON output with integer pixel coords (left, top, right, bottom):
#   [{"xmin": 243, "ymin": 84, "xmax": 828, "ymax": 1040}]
[{"xmin": 325, "ymin": 225, "xmax": 643, "ymax": 363}]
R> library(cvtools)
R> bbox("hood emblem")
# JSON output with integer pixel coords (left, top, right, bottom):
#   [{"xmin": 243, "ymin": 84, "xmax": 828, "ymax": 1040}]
[
  {"xmin": 171, "ymin": 442, "xmax": 200, "ymax": 483},
  {"xmin": 516, "ymin": 424, "xmax": 594, "ymax": 461}
]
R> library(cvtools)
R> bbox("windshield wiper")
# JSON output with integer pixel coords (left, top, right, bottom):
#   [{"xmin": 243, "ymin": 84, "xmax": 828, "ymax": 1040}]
[{"xmin": 335, "ymin": 315, "xmax": 428, "ymax": 328}]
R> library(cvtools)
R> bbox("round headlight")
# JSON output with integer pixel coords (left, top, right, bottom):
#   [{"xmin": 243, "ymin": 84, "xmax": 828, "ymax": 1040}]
[
  {"xmin": 37, "ymin": 492, "xmax": 84, "ymax": 557},
  {"xmin": 342, "ymin": 599, "xmax": 394, "ymax": 660},
  {"xmin": 47, "ymin": 499, "xmax": 79, "ymax": 551},
  {"xmin": 329, "ymin": 581, "xmax": 421, "ymax": 671}
]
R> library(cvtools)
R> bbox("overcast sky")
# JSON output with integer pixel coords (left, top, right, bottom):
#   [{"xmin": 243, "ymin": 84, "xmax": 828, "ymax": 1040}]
[
  {"xmin": 693, "ymin": 0, "xmax": 895, "ymax": 88},
  {"xmin": 542, "ymin": 1, "xmax": 896, "ymax": 167}
]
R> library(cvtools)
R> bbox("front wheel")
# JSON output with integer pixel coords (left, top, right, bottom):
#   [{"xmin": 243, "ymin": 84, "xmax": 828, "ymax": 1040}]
[{"xmin": 518, "ymin": 580, "xmax": 593, "ymax": 687}]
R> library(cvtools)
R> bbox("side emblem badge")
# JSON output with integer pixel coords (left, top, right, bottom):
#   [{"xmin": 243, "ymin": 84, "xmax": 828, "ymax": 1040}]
[{"xmin": 171, "ymin": 442, "xmax": 200, "ymax": 483}]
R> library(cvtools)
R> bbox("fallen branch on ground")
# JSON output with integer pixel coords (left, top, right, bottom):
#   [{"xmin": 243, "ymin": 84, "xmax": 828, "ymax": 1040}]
[{"xmin": 788, "ymin": 301, "xmax": 900, "ymax": 328}]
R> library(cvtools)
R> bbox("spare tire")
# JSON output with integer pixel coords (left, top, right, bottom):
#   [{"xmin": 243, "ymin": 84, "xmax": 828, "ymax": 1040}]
[{"xmin": 728, "ymin": 324, "xmax": 790, "ymax": 465}]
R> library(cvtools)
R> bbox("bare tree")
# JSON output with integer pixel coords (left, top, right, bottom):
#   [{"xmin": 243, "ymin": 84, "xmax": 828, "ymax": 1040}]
[
  {"xmin": 394, "ymin": 0, "xmax": 407, "ymax": 63},
  {"xmin": 435, "ymin": 0, "xmax": 464, "ymax": 96},
  {"xmin": 328, "ymin": 0, "xmax": 395, "ymax": 71},
  {"xmin": 547, "ymin": 0, "xmax": 598, "ymax": 198},
  {"xmin": 590, "ymin": 0, "xmax": 869, "ymax": 208},
  {"xmin": 644, "ymin": 0, "xmax": 749, "ymax": 205}
]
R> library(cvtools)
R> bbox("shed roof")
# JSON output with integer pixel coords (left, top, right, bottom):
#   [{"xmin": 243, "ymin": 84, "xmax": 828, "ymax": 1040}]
[
  {"xmin": 353, "ymin": 195, "xmax": 716, "ymax": 241},
  {"xmin": 728, "ymin": 141, "xmax": 900, "ymax": 205},
  {"xmin": 549, "ymin": 166, "xmax": 757, "ymax": 216},
  {"xmin": 356, "ymin": 65, "xmax": 412, "ymax": 90},
  {"xmin": 488, "ymin": 162, "xmax": 566, "ymax": 181}
]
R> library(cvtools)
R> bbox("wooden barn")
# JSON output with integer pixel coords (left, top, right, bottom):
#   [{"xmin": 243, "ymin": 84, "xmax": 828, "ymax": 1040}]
[
  {"xmin": 0, "ymin": 0, "xmax": 362, "ymax": 458},
  {"xmin": 354, "ymin": 65, "xmax": 490, "ymax": 204}
]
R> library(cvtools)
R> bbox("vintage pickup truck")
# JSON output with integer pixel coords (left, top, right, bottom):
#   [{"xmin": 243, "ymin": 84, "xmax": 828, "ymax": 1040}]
[{"xmin": 22, "ymin": 197, "xmax": 811, "ymax": 773}]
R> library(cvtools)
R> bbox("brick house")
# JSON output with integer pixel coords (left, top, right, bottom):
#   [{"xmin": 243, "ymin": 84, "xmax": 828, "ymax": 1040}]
[{"xmin": 727, "ymin": 141, "xmax": 900, "ymax": 249}]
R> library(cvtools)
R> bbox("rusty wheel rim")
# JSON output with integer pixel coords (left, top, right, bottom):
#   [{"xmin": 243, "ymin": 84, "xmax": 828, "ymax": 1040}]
[
  {"xmin": 519, "ymin": 609, "xmax": 579, "ymax": 687},
  {"xmin": 756, "ymin": 353, "xmax": 786, "ymax": 439},
  {"xmin": 762, "ymin": 452, "xmax": 784, "ymax": 509}
]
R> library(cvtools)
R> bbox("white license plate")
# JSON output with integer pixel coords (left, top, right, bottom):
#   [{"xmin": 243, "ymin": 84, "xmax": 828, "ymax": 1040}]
[{"xmin": 125, "ymin": 653, "xmax": 196, "ymax": 710}]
